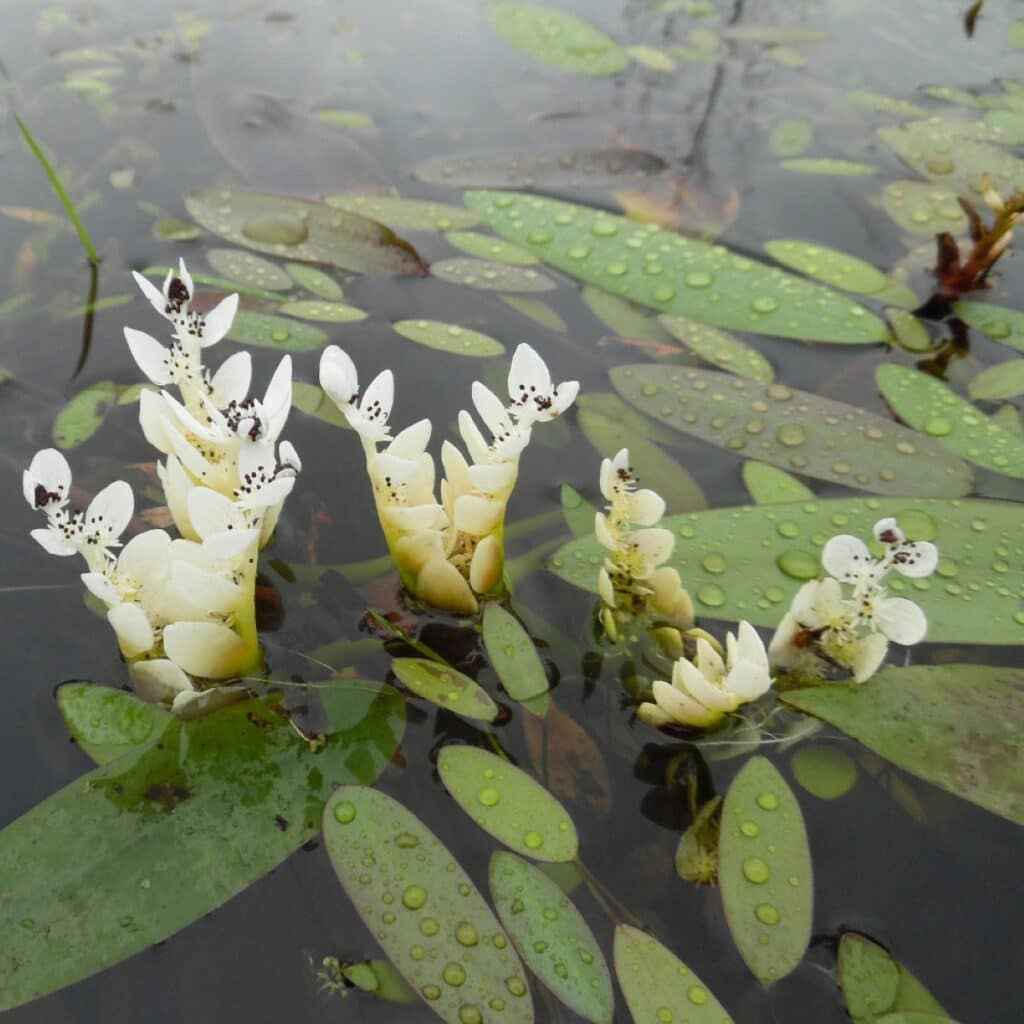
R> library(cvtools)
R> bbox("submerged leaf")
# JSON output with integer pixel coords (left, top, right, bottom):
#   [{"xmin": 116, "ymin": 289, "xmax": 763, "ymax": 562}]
[
  {"xmin": 719, "ymin": 756, "xmax": 812, "ymax": 985},
  {"xmin": 432, "ymin": 258, "xmax": 555, "ymax": 292},
  {"xmin": 207, "ymin": 248, "xmax": 293, "ymax": 291},
  {"xmin": 769, "ymin": 118, "xmax": 813, "ymax": 158},
  {"xmin": 52, "ymin": 380, "xmax": 116, "ymax": 449},
  {"xmin": 784, "ymin": 665, "xmax": 1024, "ymax": 824},
  {"xmin": 659, "ymin": 315, "xmax": 774, "ymax": 382},
  {"xmin": 955, "ymin": 300, "xmax": 1024, "ymax": 354},
  {"xmin": 967, "ymin": 360, "xmax": 1024, "ymax": 401},
  {"xmin": 277, "ymin": 299, "xmax": 367, "ymax": 322},
  {"xmin": 227, "ymin": 310, "xmax": 328, "ymax": 351},
  {"xmin": 464, "ymin": 190, "xmax": 889, "ymax": 344},
  {"xmin": 57, "ymin": 683, "xmax": 172, "ymax": 765},
  {"xmin": 561, "ymin": 484, "xmax": 598, "ymax": 537},
  {"xmin": 292, "ymin": 380, "xmax": 351, "ymax": 427},
  {"xmin": 499, "ymin": 295, "xmax": 567, "ymax": 333},
  {"xmin": 284, "ymin": 262, "xmax": 345, "ymax": 299},
  {"xmin": 392, "ymin": 657, "xmax": 500, "ymax": 723},
  {"xmin": 779, "ymin": 158, "xmax": 876, "ymax": 175},
  {"xmin": 482, "ymin": 604, "xmax": 550, "ymax": 706},
  {"xmin": 582, "ymin": 285, "xmax": 673, "ymax": 345},
  {"xmin": 325, "ymin": 194, "xmax": 480, "ymax": 231},
  {"xmin": 612, "ymin": 364, "xmax": 972, "ymax": 496},
  {"xmin": 881, "ymin": 181, "xmax": 968, "ymax": 236},
  {"xmin": 393, "ymin": 319, "xmax": 506, "ymax": 357},
  {"xmin": 741, "ymin": 461, "xmax": 813, "ymax": 503},
  {"xmin": 790, "ymin": 743, "xmax": 858, "ymax": 800},
  {"xmin": 323, "ymin": 786, "xmax": 533, "ymax": 1024},
  {"xmin": 490, "ymin": 852, "xmax": 613, "ymax": 1024},
  {"xmin": 445, "ymin": 231, "xmax": 538, "ymax": 265}
]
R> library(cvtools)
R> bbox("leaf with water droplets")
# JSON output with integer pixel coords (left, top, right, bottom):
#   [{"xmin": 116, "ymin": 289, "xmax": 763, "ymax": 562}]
[
  {"xmin": 659, "ymin": 315, "xmax": 774, "ymax": 382},
  {"xmin": 742, "ymin": 461, "xmax": 813, "ymax": 503},
  {"xmin": 227, "ymin": 310, "xmax": 329, "ymax": 351},
  {"xmin": 482, "ymin": 603, "xmax": 550, "ymax": 711},
  {"xmin": 392, "ymin": 657, "xmax": 500, "ymax": 723},
  {"xmin": 877, "ymin": 363, "xmax": 1024, "ymax": 478},
  {"xmin": 323, "ymin": 786, "xmax": 534, "ymax": 1024},
  {"xmin": 967, "ymin": 359, "xmax": 1024, "ymax": 401},
  {"xmin": 549, "ymin": 496, "xmax": 1024, "ymax": 644},
  {"xmin": 278, "ymin": 299, "xmax": 367, "ymax": 322},
  {"xmin": 955, "ymin": 300, "xmax": 1024, "ymax": 354},
  {"xmin": 784, "ymin": 665, "xmax": 1024, "ymax": 824},
  {"xmin": 445, "ymin": 231, "xmax": 539, "ymax": 265},
  {"xmin": 582, "ymin": 285, "xmax": 673, "ymax": 345},
  {"xmin": 614, "ymin": 924, "xmax": 736, "ymax": 1024},
  {"xmin": 764, "ymin": 239, "xmax": 888, "ymax": 295},
  {"xmin": 487, "ymin": 3, "xmax": 627, "ymax": 76},
  {"xmin": 52, "ymin": 380, "xmax": 116, "ymax": 449},
  {"xmin": 206, "ymin": 248, "xmax": 293, "ymax": 290},
  {"xmin": 324, "ymin": 194, "xmax": 480, "ymax": 231},
  {"xmin": 770, "ymin": 118, "xmax": 813, "ymax": 158},
  {"xmin": 185, "ymin": 189, "xmax": 426, "ymax": 275},
  {"xmin": 888, "ymin": 309, "xmax": 932, "ymax": 353},
  {"xmin": 432, "ymin": 258, "xmax": 555, "ymax": 292},
  {"xmin": 612, "ymin": 364, "xmax": 972, "ymax": 496},
  {"xmin": 437, "ymin": 745, "xmax": 578, "ymax": 862},
  {"xmin": 285, "ymin": 262, "xmax": 345, "ymax": 299},
  {"xmin": 839, "ymin": 933, "xmax": 949, "ymax": 1023},
  {"xmin": 0, "ymin": 686, "xmax": 405, "ymax": 1013},
  {"xmin": 490, "ymin": 852, "xmax": 613, "ymax": 1024},
  {"xmin": 719, "ymin": 756, "xmax": 812, "ymax": 985},
  {"xmin": 393, "ymin": 319, "xmax": 505, "ymax": 357},
  {"xmin": 779, "ymin": 158, "xmax": 876, "ymax": 175},
  {"xmin": 881, "ymin": 181, "xmax": 968, "ymax": 236},
  {"xmin": 464, "ymin": 190, "xmax": 889, "ymax": 344},
  {"xmin": 57, "ymin": 683, "xmax": 172, "ymax": 765},
  {"xmin": 576, "ymin": 392, "xmax": 683, "ymax": 447}
]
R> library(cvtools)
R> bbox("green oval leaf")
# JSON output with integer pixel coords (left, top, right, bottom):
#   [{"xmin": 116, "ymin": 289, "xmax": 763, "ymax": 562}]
[
  {"xmin": 277, "ymin": 299, "xmax": 367, "ymax": 322},
  {"xmin": 955, "ymin": 300, "xmax": 1024, "ymax": 354},
  {"xmin": 659, "ymin": 315, "xmax": 775, "ymax": 382},
  {"xmin": 561, "ymin": 484, "xmax": 598, "ymax": 537},
  {"xmin": 393, "ymin": 319, "xmax": 506, "ymax": 357},
  {"xmin": 489, "ymin": 851, "xmax": 613, "ymax": 1024},
  {"xmin": 292, "ymin": 380, "xmax": 351, "ymax": 427},
  {"xmin": 206, "ymin": 248, "xmax": 293, "ymax": 290},
  {"xmin": 324, "ymin": 194, "xmax": 481, "ymax": 231},
  {"xmin": 392, "ymin": 656, "xmax": 500, "ymax": 723},
  {"xmin": 488, "ymin": 3, "xmax": 628, "ymax": 76},
  {"xmin": 613, "ymin": 924, "xmax": 735, "ymax": 1024},
  {"xmin": 431, "ymin": 257, "xmax": 555, "ymax": 292},
  {"xmin": 770, "ymin": 118, "xmax": 813, "ymax": 158},
  {"xmin": 764, "ymin": 239, "xmax": 888, "ymax": 295},
  {"xmin": 499, "ymin": 295, "xmax": 567, "ymax": 333},
  {"xmin": 549, "ymin": 496, "xmax": 1024, "ymax": 644},
  {"xmin": 314, "ymin": 109, "xmax": 377, "ymax": 132},
  {"xmin": 881, "ymin": 181, "xmax": 967, "ymax": 236},
  {"xmin": 284, "ymin": 262, "xmax": 345, "ymax": 299},
  {"xmin": 481, "ymin": 604, "xmax": 551, "ymax": 706},
  {"xmin": 790, "ymin": 743, "xmax": 858, "ymax": 800},
  {"xmin": 0, "ymin": 685, "xmax": 405, "ymax": 1012},
  {"xmin": 445, "ymin": 231, "xmax": 539, "ymax": 265},
  {"xmin": 140, "ymin": 265, "xmax": 282, "ymax": 301},
  {"xmin": 464, "ymin": 190, "xmax": 889, "ymax": 344},
  {"xmin": 877, "ymin": 362, "xmax": 1024, "ymax": 478},
  {"xmin": 185, "ymin": 188, "xmax": 425, "ymax": 275},
  {"xmin": 57, "ymin": 683, "xmax": 172, "ymax": 765},
  {"xmin": 741, "ymin": 461, "xmax": 814, "ymax": 503},
  {"xmin": 719, "ymin": 756, "xmax": 812, "ymax": 985},
  {"xmin": 888, "ymin": 309, "xmax": 932, "ymax": 352},
  {"xmin": 612, "ymin": 364, "xmax": 972, "ymax": 496},
  {"xmin": 52, "ymin": 380, "xmax": 116, "ymax": 449},
  {"xmin": 227, "ymin": 310, "xmax": 329, "ymax": 351},
  {"xmin": 323, "ymin": 786, "xmax": 533, "ymax": 1024},
  {"xmin": 848, "ymin": 91, "xmax": 928, "ymax": 118},
  {"xmin": 437, "ymin": 745, "xmax": 578, "ymax": 862},
  {"xmin": 968, "ymin": 359, "xmax": 1024, "ymax": 401},
  {"xmin": 779, "ymin": 158, "xmax": 876, "ymax": 175},
  {"xmin": 582, "ymin": 285, "xmax": 673, "ymax": 345},
  {"xmin": 784, "ymin": 665, "xmax": 1024, "ymax": 824}
]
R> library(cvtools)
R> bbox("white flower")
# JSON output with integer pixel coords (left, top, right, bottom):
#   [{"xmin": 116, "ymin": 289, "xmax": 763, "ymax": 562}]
[
  {"xmin": 319, "ymin": 345, "xmax": 394, "ymax": 443},
  {"xmin": 131, "ymin": 259, "xmax": 238, "ymax": 349},
  {"xmin": 506, "ymin": 343, "xmax": 579, "ymax": 425},
  {"xmin": 639, "ymin": 622, "xmax": 773, "ymax": 729}
]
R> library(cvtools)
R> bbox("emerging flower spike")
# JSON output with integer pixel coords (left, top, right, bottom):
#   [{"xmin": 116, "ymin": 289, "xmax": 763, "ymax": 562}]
[
  {"xmin": 768, "ymin": 517, "xmax": 938, "ymax": 683},
  {"xmin": 320, "ymin": 342, "xmax": 577, "ymax": 614},
  {"xmin": 594, "ymin": 448, "xmax": 694, "ymax": 642},
  {"xmin": 639, "ymin": 621, "xmax": 773, "ymax": 730}
]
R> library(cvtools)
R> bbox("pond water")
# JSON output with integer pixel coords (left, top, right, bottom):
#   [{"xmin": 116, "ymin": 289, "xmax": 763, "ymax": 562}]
[{"xmin": 0, "ymin": 0, "xmax": 1022, "ymax": 1022}]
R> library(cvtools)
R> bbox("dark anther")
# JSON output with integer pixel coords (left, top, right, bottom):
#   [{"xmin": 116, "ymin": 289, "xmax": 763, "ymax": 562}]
[{"xmin": 168, "ymin": 278, "xmax": 190, "ymax": 303}]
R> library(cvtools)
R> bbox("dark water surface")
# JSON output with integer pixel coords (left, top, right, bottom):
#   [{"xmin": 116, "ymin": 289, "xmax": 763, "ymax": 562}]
[{"xmin": 0, "ymin": 1, "xmax": 1021, "ymax": 1021}]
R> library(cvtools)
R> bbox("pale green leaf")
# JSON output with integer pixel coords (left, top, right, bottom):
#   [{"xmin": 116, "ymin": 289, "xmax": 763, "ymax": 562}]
[{"xmin": 391, "ymin": 656, "xmax": 500, "ymax": 723}]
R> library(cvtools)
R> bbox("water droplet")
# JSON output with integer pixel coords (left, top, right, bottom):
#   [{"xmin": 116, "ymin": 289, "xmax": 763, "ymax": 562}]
[
  {"xmin": 656, "ymin": 1008, "xmax": 674, "ymax": 1023},
  {"xmin": 394, "ymin": 831, "xmax": 419, "ymax": 848},
  {"xmin": 421, "ymin": 984, "xmax": 441, "ymax": 1001},
  {"xmin": 443, "ymin": 962, "xmax": 467, "ymax": 987},
  {"xmin": 685, "ymin": 270, "xmax": 713, "ymax": 288},
  {"xmin": 333, "ymin": 800, "xmax": 356, "ymax": 824},
  {"xmin": 419, "ymin": 917, "xmax": 440, "ymax": 936},
  {"xmin": 701, "ymin": 553, "xmax": 728, "ymax": 574},
  {"xmin": 776, "ymin": 520, "xmax": 800, "ymax": 539},
  {"xmin": 688, "ymin": 985, "xmax": 709, "ymax": 1005},
  {"xmin": 756, "ymin": 792, "xmax": 779, "ymax": 811},
  {"xmin": 740, "ymin": 820, "xmax": 760, "ymax": 838},
  {"xmin": 755, "ymin": 903, "xmax": 781, "ymax": 925},
  {"xmin": 776, "ymin": 422, "xmax": 806, "ymax": 447},
  {"xmin": 777, "ymin": 549, "xmax": 819, "ymax": 580},
  {"xmin": 592, "ymin": 219, "xmax": 619, "ymax": 237},
  {"xmin": 523, "ymin": 830, "xmax": 544, "ymax": 850},
  {"xmin": 477, "ymin": 786, "xmax": 500, "ymax": 807},
  {"xmin": 743, "ymin": 856, "xmax": 770, "ymax": 884},
  {"xmin": 751, "ymin": 295, "xmax": 779, "ymax": 313},
  {"xmin": 402, "ymin": 885, "xmax": 427, "ymax": 910},
  {"xmin": 506, "ymin": 976, "xmax": 527, "ymax": 997},
  {"xmin": 696, "ymin": 583, "xmax": 726, "ymax": 607},
  {"xmin": 455, "ymin": 922, "xmax": 479, "ymax": 947}
]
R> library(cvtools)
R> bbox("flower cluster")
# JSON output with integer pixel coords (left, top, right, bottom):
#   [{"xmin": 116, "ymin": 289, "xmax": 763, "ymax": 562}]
[
  {"xmin": 595, "ymin": 448, "xmax": 693, "ymax": 642},
  {"xmin": 769, "ymin": 517, "xmax": 937, "ymax": 683},
  {"xmin": 23, "ymin": 263, "xmax": 301, "ymax": 713},
  {"xmin": 639, "ymin": 621, "xmax": 773, "ymax": 729},
  {"xmin": 320, "ymin": 343, "xmax": 577, "ymax": 614}
]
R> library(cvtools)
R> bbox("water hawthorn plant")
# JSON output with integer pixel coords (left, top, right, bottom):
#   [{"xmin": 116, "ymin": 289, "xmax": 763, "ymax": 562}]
[{"xmin": 23, "ymin": 261, "xmax": 937, "ymax": 727}]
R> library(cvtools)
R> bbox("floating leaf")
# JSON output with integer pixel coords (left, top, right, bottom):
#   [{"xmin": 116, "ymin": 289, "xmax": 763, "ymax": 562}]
[
  {"xmin": 612, "ymin": 364, "xmax": 972, "ymax": 496},
  {"xmin": 888, "ymin": 309, "xmax": 932, "ymax": 352},
  {"xmin": 1011, "ymin": 19, "xmax": 1024, "ymax": 50},
  {"xmin": 561, "ymin": 484, "xmax": 598, "ymax": 537},
  {"xmin": 313, "ymin": 108, "xmax": 377, "ymax": 132},
  {"xmin": 227, "ymin": 310, "xmax": 329, "ymax": 351},
  {"xmin": 659, "ymin": 315, "xmax": 774, "ymax": 382},
  {"xmin": 770, "ymin": 118, "xmax": 813, "ymax": 158},
  {"xmin": 881, "ymin": 181, "xmax": 968, "ymax": 236},
  {"xmin": 323, "ymin": 786, "xmax": 533, "ymax": 1024},
  {"xmin": 185, "ymin": 189, "xmax": 425, "ymax": 276},
  {"xmin": 464, "ymin": 190, "xmax": 888, "ymax": 344},
  {"xmin": 626, "ymin": 44, "xmax": 676, "ymax": 72},
  {"xmin": 57, "ymin": 683, "xmax": 172, "ymax": 766},
  {"xmin": 0, "ymin": 686, "xmax": 405, "ymax": 1012},
  {"xmin": 499, "ymin": 295, "xmax": 567, "ymax": 332},
  {"xmin": 487, "ymin": 2, "xmax": 627, "ymax": 76},
  {"xmin": 549, "ymin": 497, "xmax": 1024, "ymax": 644},
  {"xmin": 576, "ymin": 392, "xmax": 683, "ymax": 447},
  {"xmin": 719, "ymin": 756, "xmax": 812, "ymax": 985},
  {"xmin": 432, "ymin": 258, "xmax": 555, "ymax": 292},
  {"xmin": 839, "ymin": 933, "xmax": 949, "ymax": 1023},
  {"xmin": 340, "ymin": 959, "xmax": 418, "ymax": 1002},
  {"xmin": 985, "ymin": 108, "xmax": 1024, "ymax": 144},
  {"xmin": 141, "ymin": 265, "xmax": 282, "ymax": 301},
  {"xmin": 968, "ymin": 359, "xmax": 1024, "ymax": 401},
  {"xmin": 325, "ymin": 194, "xmax": 480, "ymax": 231},
  {"xmin": 848, "ymin": 91, "xmax": 928, "ymax": 118},
  {"xmin": 784, "ymin": 665, "xmax": 1024, "ymax": 824},
  {"xmin": 723, "ymin": 25, "xmax": 825, "ymax": 43},
  {"xmin": 152, "ymin": 217, "xmax": 200, "ymax": 241},
  {"xmin": 445, "ymin": 231, "xmax": 538, "ymax": 265},
  {"xmin": 482, "ymin": 604, "xmax": 550, "ymax": 708},
  {"xmin": 790, "ymin": 743, "xmax": 857, "ymax": 800},
  {"xmin": 919, "ymin": 84, "xmax": 985, "ymax": 108},
  {"xmin": 393, "ymin": 319, "xmax": 505, "ymax": 357},
  {"xmin": 578, "ymin": 405, "xmax": 707, "ymax": 511},
  {"xmin": 741, "ymin": 461, "xmax": 813, "ymax": 503},
  {"xmin": 52, "ymin": 380, "xmax": 116, "ymax": 448},
  {"xmin": 779, "ymin": 158, "xmax": 876, "ymax": 175},
  {"xmin": 206, "ymin": 248, "xmax": 292, "ymax": 290},
  {"xmin": 277, "ymin": 299, "xmax": 367, "ymax": 322},
  {"xmin": 874, "ymin": 280, "xmax": 919, "ymax": 309},
  {"xmin": 582, "ymin": 285, "xmax": 673, "ymax": 345},
  {"xmin": 614, "ymin": 924, "xmax": 735, "ymax": 1024},
  {"xmin": 764, "ymin": 239, "xmax": 887, "ymax": 295},
  {"xmin": 284, "ymin": 262, "xmax": 345, "ymax": 299},
  {"xmin": 877, "ymin": 363, "xmax": 1024, "ymax": 478},
  {"xmin": 392, "ymin": 657, "xmax": 499, "ymax": 723},
  {"xmin": 992, "ymin": 403, "xmax": 1023, "ymax": 435},
  {"xmin": 416, "ymin": 148, "xmax": 665, "ymax": 188},
  {"xmin": 490, "ymin": 852, "xmax": 613, "ymax": 1024},
  {"xmin": 954, "ymin": 300, "xmax": 1024, "ymax": 353},
  {"xmin": 292, "ymin": 380, "xmax": 350, "ymax": 427}
]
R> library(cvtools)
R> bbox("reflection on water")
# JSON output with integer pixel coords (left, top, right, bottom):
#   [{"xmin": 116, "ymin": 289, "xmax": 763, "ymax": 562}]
[{"xmin": 0, "ymin": 0, "xmax": 1021, "ymax": 1021}]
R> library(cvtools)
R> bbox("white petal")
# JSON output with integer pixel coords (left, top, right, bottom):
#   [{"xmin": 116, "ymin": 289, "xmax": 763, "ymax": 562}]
[
  {"xmin": 131, "ymin": 658, "xmax": 193, "ymax": 703},
  {"xmin": 187, "ymin": 487, "xmax": 247, "ymax": 539},
  {"xmin": 469, "ymin": 534, "xmax": 503, "ymax": 593},
  {"xmin": 210, "ymin": 351, "xmax": 252, "ymax": 406},
  {"xmin": 85, "ymin": 480, "xmax": 134, "ymax": 541},
  {"xmin": 170, "ymin": 561, "xmax": 244, "ymax": 616},
  {"xmin": 138, "ymin": 389, "xmax": 175, "ymax": 455},
  {"xmin": 108, "ymin": 602, "xmax": 155, "ymax": 657},
  {"xmin": 594, "ymin": 513, "xmax": 618, "ymax": 551},
  {"xmin": 203, "ymin": 528, "xmax": 260, "ymax": 561},
  {"xmin": 735, "ymin": 621, "xmax": 770, "ymax": 671},
  {"xmin": 81, "ymin": 571, "xmax": 118, "ymax": 605},
  {"xmin": 889, "ymin": 541, "xmax": 938, "ymax": 579},
  {"xmin": 637, "ymin": 701, "xmax": 675, "ymax": 728},
  {"xmin": 652, "ymin": 678, "xmax": 720, "ymax": 727},
  {"xmin": 160, "ymin": 456, "xmax": 197, "ymax": 539},
  {"xmin": 262, "ymin": 355, "xmax": 293, "ymax": 428},
  {"xmin": 507, "ymin": 343, "xmax": 551, "ymax": 403},
  {"xmin": 851, "ymin": 632, "xmax": 888, "ymax": 683},
  {"xmin": 875, "ymin": 597, "xmax": 928, "ymax": 645},
  {"xmin": 355, "ymin": 369, "xmax": 394, "ymax": 440},
  {"xmin": 163, "ymin": 620, "xmax": 249, "ymax": 679},
  {"xmin": 278, "ymin": 440, "xmax": 301, "ymax": 474},
  {"xmin": 393, "ymin": 531, "xmax": 445, "ymax": 574},
  {"xmin": 598, "ymin": 566, "xmax": 616, "ymax": 607},
  {"xmin": 725, "ymin": 660, "xmax": 773, "ymax": 701},
  {"xmin": 457, "ymin": 411, "xmax": 490, "ymax": 464},
  {"xmin": 177, "ymin": 258, "xmax": 194, "ymax": 302},
  {"xmin": 545, "ymin": 380, "xmax": 579, "ymax": 419},
  {"xmin": 199, "ymin": 292, "xmax": 238, "ymax": 347},
  {"xmin": 236, "ymin": 475, "xmax": 294, "ymax": 512},
  {"xmin": 441, "ymin": 440, "xmax": 473, "ymax": 497},
  {"xmin": 123, "ymin": 328, "xmax": 173, "ymax": 386},
  {"xmin": 472, "ymin": 382, "xmax": 513, "ymax": 439},
  {"xmin": 873, "ymin": 517, "xmax": 905, "ymax": 545},
  {"xmin": 468, "ymin": 461, "xmax": 517, "ymax": 495},
  {"xmin": 628, "ymin": 488, "xmax": 665, "ymax": 526},
  {"xmin": 388, "ymin": 418, "xmax": 432, "ymax": 460},
  {"xmin": 630, "ymin": 527, "xmax": 675, "ymax": 572},
  {"xmin": 415, "ymin": 557, "xmax": 478, "ymax": 615},
  {"xmin": 31, "ymin": 526, "xmax": 77, "ymax": 557},
  {"xmin": 24, "ymin": 448, "xmax": 71, "ymax": 507},
  {"xmin": 117, "ymin": 529, "xmax": 172, "ymax": 583},
  {"xmin": 822, "ymin": 534, "xmax": 872, "ymax": 582},
  {"xmin": 132, "ymin": 270, "xmax": 168, "ymax": 315},
  {"xmin": 791, "ymin": 579, "xmax": 826, "ymax": 626},
  {"xmin": 319, "ymin": 345, "xmax": 359, "ymax": 405},
  {"xmin": 675, "ymin": 659, "xmax": 733, "ymax": 711},
  {"xmin": 453, "ymin": 494, "xmax": 504, "ymax": 536},
  {"xmin": 693, "ymin": 637, "xmax": 726, "ymax": 683},
  {"xmin": 768, "ymin": 613, "xmax": 800, "ymax": 668},
  {"xmin": 381, "ymin": 503, "xmax": 447, "ymax": 532}
]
